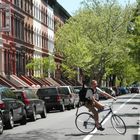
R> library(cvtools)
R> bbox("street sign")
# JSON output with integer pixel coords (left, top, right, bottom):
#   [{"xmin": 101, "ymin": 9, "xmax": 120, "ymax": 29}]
[{"xmin": 0, "ymin": 3, "xmax": 11, "ymax": 32}]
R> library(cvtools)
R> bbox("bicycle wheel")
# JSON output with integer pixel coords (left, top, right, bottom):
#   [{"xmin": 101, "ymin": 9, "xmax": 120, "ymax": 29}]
[
  {"xmin": 111, "ymin": 114, "xmax": 126, "ymax": 135},
  {"xmin": 75, "ymin": 112, "xmax": 95, "ymax": 133}
]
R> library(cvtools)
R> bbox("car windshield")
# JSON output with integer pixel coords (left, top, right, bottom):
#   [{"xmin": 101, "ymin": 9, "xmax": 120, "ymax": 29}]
[
  {"xmin": 74, "ymin": 89, "xmax": 80, "ymax": 94},
  {"xmin": 37, "ymin": 88, "xmax": 57, "ymax": 96},
  {"xmin": 59, "ymin": 87, "xmax": 69, "ymax": 94}
]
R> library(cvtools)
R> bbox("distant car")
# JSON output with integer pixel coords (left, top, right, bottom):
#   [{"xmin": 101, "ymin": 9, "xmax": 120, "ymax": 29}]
[
  {"xmin": 13, "ymin": 88, "xmax": 47, "ymax": 121},
  {"xmin": 0, "ymin": 109, "xmax": 3, "ymax": 134},
  {"xmin": 119, "ymin": 87, "xmax": 128, "ymax": 94},
  {"xmin": 130, "ymin": 86, "xmax": 140, "ymax": 93},
  {"xmin": 100, "ymin": 87, "xmax": 116, "ymax": 99},
  {"xmin": 36, "ymin": 86, "xmax": 72, "ymax": 112},
  {"xmin": 0, "ymin": 86, "xmax": 27, "ymax": 129}
]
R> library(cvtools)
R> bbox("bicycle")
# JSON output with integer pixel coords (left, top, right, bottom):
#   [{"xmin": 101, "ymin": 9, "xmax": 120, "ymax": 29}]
[{"xmin": 75, "ymin": 100, "xmax": 126, "ymax": 135}]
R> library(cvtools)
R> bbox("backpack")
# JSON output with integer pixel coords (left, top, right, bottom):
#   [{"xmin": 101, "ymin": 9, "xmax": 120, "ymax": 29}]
[{"xmin": 78, "ymin": 84, "xmax": 94, "ymax": 102}]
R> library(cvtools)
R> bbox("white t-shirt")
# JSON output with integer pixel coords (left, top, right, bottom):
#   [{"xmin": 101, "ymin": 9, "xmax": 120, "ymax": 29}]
[{"xmin": 85, "ymin": 87, "xmax": 104, "ymax": 101}]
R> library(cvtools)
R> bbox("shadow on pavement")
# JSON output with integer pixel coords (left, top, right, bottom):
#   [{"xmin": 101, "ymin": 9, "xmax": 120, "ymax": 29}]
[
  {"xmin": 117, "ymin": 113, "xmax": 140, "ymax": 117},
  {"xmin": 65, "ymin": 133, "xmax": 88, "ymax": 136},
  {"xmin": 0, "ymin": 129, "xmax": 58, "ymax": 140},
  {"xmin": 65, "ymin": 132, "xmax": 117, "ymax": 137},
  {"xmin": 118, "ymin": 96, "xmax": 140, "ymax": 100},
  {"xmin": 126, "ymin": 125, "xmax": 139, "ymax": 129},
  {"xmin": 133, "ymin": 135, "xmax": 140, "ymax": 140},
  {"xmin": 115, "ymin": 101, "xmax": 140, "ymax": 105}
]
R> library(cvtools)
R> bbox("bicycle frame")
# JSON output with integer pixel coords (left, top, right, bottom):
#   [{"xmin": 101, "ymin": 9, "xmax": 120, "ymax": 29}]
[{"xmin": 99, "ymin": 107, "xmax": 113, "ymax": 124}]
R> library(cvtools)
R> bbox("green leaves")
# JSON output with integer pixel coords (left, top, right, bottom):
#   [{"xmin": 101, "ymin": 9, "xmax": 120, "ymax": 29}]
[
  {"xmin": 55, "ymin": 0, "xmax": 138, "ymax": 84},
  {"xmin": 26, "ymin": 56, "xmax": 56, "ymax": 78}
]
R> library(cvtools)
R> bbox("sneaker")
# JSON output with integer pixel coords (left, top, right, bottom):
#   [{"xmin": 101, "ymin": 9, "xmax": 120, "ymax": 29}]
[{"xmin": 97, "ymin": 125, "xmax": 105, "ymax": 131}]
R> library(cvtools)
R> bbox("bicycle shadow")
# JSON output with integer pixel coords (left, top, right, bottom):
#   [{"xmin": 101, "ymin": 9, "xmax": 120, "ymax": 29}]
[{"xmin": 65, "ymin": 132, "xmax": 116, "ymax": 137}]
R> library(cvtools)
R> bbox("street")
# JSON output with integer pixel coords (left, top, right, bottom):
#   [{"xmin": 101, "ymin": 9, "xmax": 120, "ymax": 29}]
[{"xmin": 0, "ymin": 93, "xmax": 140, "ymax": 140}]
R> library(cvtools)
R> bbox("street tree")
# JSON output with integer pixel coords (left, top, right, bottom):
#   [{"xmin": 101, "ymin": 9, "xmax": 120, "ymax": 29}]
[
  {"xmin": 128, "ymin": 0, "xmax": 140, "ymax": 64},
  {"xmin": 126, "ymin": 0, "xmax": 140, "ymax": 83},
  {"xmin": 55, "ymin": 0, "xmax": 135, "ymax": 85},
  {"xmin": 26, "ymin": 56, "xmax": 56, "ymax": 78}
]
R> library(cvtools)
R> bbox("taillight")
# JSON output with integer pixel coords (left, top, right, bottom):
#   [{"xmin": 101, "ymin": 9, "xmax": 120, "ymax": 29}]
[
  {"xmin": 56, "ymin": 95, "xmax": 61, "ymax": 102},
  {"xmin": 22, "ymin": 92, "xmax": 30, "ymax": 105},
  {"xmin": 0, "ymin": 101, "xmax": 5, "ymax": 109}
]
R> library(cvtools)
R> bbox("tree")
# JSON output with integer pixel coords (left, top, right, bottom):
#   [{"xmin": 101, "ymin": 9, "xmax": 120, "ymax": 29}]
[
  {"xmin": 126, "ymin": 0, "xmax": 140, "ymax": 83},
  {"xmin": 55, "ymin": 0, "xmax": 135, "ymax": 85},
  {"xmin": 128, "ymin": 0, "xmax": 140, "ymax": 64},
  {"xmin": 26, "ymin": 56, "xmax": 56, "ymax": 78}
]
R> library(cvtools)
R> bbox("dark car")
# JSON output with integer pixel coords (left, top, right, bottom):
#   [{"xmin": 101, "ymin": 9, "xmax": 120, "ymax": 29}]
[
  {"xmin": 36, "ymin": 86, "xmax": 71, "ymax": 112},
  {"xmin": 130, "ymin": 86, "xmax": 140, "ymax": 93},
  {"xmin": 0, "ymin": 86, "xmax": 27, "ymax": 129},
  {"xmin": 13, "ymin": 88, "xmax": 47, "ymax": 121},
  {"xmin": 0, "ymin": 109, "xmax": 3, "ymax": 134}
]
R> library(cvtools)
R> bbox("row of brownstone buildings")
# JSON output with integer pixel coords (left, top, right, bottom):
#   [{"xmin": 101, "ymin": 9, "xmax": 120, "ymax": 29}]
[{"xmin": 0, "ymin": 0, "xmax": 80, "ymax": 88}]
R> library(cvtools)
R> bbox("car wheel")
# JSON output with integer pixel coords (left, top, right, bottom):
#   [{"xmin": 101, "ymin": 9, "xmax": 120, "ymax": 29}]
[
  {"xmin": 30, "ymin": 107, "xmax": 36, "ymax": 121},
  {"xmin": 20, "ymin": 109, "xmax": 27, "ymax": 125},
  {"xmin": 40, "ymin": 106, "xmax": 47, "ymax": 118},
  {"xmin": 0, "ymin": 114, "xmax": 3, "ymax": 134},
  {"xmin": 60, "ymin": 104, "xmax": 65, "ymax": 112},
  {"xmin": 5, "ymin": 111, "xmax": 14, "ymax": 129}
]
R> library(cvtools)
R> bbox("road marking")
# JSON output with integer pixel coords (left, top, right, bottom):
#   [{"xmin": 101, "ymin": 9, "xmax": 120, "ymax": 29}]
[{"xmin": 83, "ymin": 94, "xmax": 137, "ymax": 140}]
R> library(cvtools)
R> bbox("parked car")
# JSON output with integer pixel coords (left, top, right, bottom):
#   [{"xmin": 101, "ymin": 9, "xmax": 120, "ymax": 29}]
[
  {"xmin": 130, "ymin": 86, "xmax": 140, "ymax": 93},
  {"xmin": 36, "ymin": 86, "xmax": 71, "ymax": 112},
  {"xmin": 119, "ymin": 87, "xmax": 128, "ymax": 94},
  {"xmin": 59, "ymin": 86, "xmax": 79, "ymax": 108},
  {"xmin": 0, "ymin": 109, "xmax": 4, "ymax": 134},
  {"xmin": 13, "ymin": 88, "xmax": 47, "ymax": 121},
  {"xmin": 100, "ymin": 87, "xmax": 116, "ymax": 99},
  {"xmin": 0, "ymin": 86, "xmax": 27, "ymax": 129},
  {"xmin": 73, "ymin": 86, "xmax": 82, "ymax": 94}
]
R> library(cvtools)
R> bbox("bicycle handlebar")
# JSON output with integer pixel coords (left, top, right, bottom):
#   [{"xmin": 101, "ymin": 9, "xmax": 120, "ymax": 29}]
[{"xmin": 104, "ymin": 98, "xmax": 117, "ymax": 108}]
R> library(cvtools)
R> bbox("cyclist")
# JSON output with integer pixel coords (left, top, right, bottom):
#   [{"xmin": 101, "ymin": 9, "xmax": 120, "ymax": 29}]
[{"xmin": 85, "ymin": 80, "xmax": 116, "ymax": 131}]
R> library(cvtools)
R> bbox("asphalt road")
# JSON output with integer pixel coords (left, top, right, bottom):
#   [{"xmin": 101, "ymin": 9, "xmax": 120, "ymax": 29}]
[{"xmin": 0, "ymin": 93, "xmax": 140, "ymax": 140}]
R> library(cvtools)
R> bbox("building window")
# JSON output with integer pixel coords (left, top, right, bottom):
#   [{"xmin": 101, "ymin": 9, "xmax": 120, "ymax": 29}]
[
  {"xmin": 24, "ymin": 24, "xmax": 27, "ymax": 42},
  {"xmin": 20, "ymin": 0, "xmax": 23, "ymax": 9},
  {"xmin": 14, "ymin": 18, "xmax": 18, "ymax": 37},
  {"xmin": 17, "ymin": 19, "xmax": 20, "ymax": 39},
  {"xmin": 31, "ymin": 27, "xmax": 33, "ymax": 44},
  {"xmin": 21, "ymin": 21, "xmax": 24, "ymax": 40}
]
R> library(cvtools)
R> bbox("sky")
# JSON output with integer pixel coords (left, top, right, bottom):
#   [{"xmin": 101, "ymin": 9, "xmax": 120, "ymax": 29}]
[{"xmin": 57, "ymin": 0, "xmax": 137, "ymax": 15}]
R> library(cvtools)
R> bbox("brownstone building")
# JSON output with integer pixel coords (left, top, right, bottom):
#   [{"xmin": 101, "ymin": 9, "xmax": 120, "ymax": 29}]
[{"xmin": 0, "ymin": 0, "xmax": 70, "ymax": 87}]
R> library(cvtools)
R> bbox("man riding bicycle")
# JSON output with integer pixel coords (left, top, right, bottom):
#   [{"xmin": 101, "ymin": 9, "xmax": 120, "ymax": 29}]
[{"xmin": 84, "ymin": 80, "xmax": 116, "ymax": 131}]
